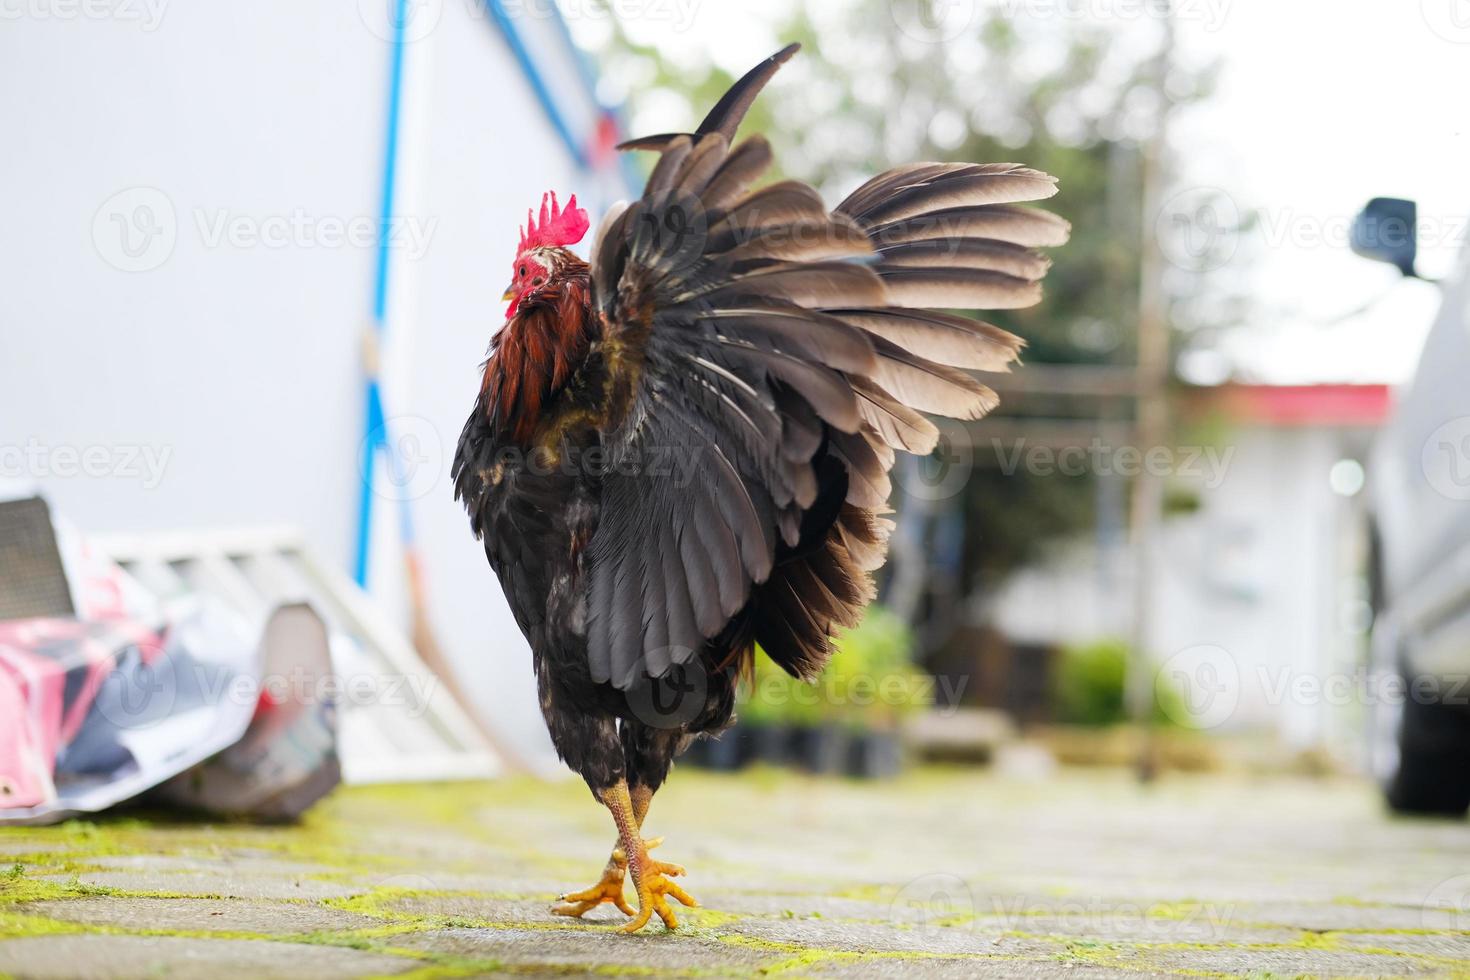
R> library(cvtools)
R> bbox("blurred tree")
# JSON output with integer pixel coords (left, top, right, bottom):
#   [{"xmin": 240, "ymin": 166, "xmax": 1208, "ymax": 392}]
[{"xmin": 579, "ymin": 0, "xmax": 1238, "ymax": 654}]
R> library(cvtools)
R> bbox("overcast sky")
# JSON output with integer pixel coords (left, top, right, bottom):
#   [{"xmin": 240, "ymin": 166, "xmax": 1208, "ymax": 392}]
[
  {"xmin": 1174, "ymin": 0, "xmax": 1470, "ymax": 384},
  {"xmin": 572, "ymin": 0, "xmax": 1470, "ymax": 385}
]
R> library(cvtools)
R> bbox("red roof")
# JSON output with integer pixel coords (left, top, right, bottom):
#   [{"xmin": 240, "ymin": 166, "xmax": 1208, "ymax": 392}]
[{"xmin": 1198, "ymin": 383, "xmax": 1393, "ymax": 427}]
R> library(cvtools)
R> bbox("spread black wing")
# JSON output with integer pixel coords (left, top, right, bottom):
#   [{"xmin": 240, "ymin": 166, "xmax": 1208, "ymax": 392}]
[{"xmin": 585, "ymin": 44, "xmax": 1069, "ymax": 689}]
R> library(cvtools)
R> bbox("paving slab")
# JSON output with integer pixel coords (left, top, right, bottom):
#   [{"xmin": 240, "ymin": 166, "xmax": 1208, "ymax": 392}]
[
  {"xmin": 1336, "ymin": 931, "xmax": 1470, "ymax": 958},
  {"xmin": 0, "ymin": 935, "xmax": 413, "ymax": 980},
  {"xmin": 388, "ymin": 926, "xmax": 788, "ymax": 974},
  {"xmin": 19, "ymin": 896, "xmax": 381, "ymax": 935},
  {"xmin": 36, "ymin": 869, "xmax": 358, "ymax": 901},
  {"xmin": 2, "ymin": 770, "xmax": 1469, "ymax": 978},
  {"xmin": 1142, "ymin": 944, "xmax": 1455, "ymax": 976},
  {"xmin": 808, "ymin": 958, "xmax": 1178, "ymax": 979}
]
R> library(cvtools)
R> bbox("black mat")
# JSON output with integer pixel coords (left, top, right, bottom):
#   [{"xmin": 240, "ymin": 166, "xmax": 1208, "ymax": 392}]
[{"xmin": 0, "ymin": 496, "xmax": 75, "ymax": 620}]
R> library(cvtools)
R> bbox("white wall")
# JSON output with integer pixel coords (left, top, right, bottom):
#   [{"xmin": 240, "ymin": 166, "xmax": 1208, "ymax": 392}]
[
  {"xmin": 0, "ymin": 5, "xmax": 387, "ymax": 561},
  {"xmin": 0, "ymin": 1, "xmax": 624, "ymax": 769},
  {"xmin": 987, "ymin": 423, "xmax": 1371, "ymax": 746}
]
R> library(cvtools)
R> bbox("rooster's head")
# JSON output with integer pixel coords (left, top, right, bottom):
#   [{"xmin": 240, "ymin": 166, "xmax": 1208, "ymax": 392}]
[{"xmin": 504, "ymin": 191, "xmax": 590, "ymax": 317}]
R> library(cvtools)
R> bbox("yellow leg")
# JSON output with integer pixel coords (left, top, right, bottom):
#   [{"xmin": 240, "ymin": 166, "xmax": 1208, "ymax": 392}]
[
  {"xmin": 552, "ymin": 786, "xmax": 651, "ymax": 918},
  {"xmin": 551, "ymin": 783, "xmax": 693, "ymax": 924},
  {"xmin": 552, "ymin": 781, "xmax": 696, "ymax": 931},
  {"xmin": 631, "ymin": 783, "xmax": 652, "ymax": 826},
  {"xmin": 608, "ymin": 781, "xmax": 697, "ymax": 933}
]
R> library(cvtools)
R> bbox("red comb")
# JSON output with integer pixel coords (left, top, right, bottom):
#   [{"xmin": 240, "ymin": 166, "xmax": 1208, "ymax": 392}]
[{"xmin": 518, "ymin": 191, "xmax": 590, "ymax": 253}]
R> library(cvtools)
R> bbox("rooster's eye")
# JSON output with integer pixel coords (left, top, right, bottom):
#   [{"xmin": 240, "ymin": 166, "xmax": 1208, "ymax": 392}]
[{"xmin": 519, "ymin": 265, "xmax": 527, "ymax": 278}]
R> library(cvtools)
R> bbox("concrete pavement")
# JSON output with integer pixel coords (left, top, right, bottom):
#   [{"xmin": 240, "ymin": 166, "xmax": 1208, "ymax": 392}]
[{"xmin": 2, "ymin": 768, "xmax": 1469, "ymax": 977}]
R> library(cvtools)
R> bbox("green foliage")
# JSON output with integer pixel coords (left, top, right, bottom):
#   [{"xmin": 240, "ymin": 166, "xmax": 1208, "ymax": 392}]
[
  {"xmin": 740, "ymin": 607, "xmax": 930, "ymax": 729},
  {"xmin": 1052, "ymin": 639, "xmax": 1131, "ymax": 726},
  {"xmin": 1162, "ymin": 484, "xmax": 1202, "ymax": 516},
  {"xmin": 741, "ymin": 653, "xmax": 824, "ymax": 728},
  {"xmin": 1051, "ymin": 639, "xmax": 1184, "ymax": 727},
  {"xmin": 826, "ymin": 606, "xmax": 931, "ymax": 730}
]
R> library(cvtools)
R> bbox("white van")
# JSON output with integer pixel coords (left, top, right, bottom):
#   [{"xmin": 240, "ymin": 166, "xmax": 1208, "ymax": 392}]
[{"xmin": 1358, "ymin": 197, "xmax": 1470, "ymax": 815}]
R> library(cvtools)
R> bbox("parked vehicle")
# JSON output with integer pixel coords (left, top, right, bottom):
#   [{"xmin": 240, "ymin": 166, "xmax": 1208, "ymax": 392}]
[{"xmin": 1355, "ymin": 198, "xmax": 1470, "ymax": 815}]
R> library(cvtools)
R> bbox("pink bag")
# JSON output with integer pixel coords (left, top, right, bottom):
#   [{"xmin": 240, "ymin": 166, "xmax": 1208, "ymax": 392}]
[
  {"xmin": 0, "ymin": 618, "xmax": 163, "ymax": 809},
  {"xmin": 0, "ymin": 646, "xmax": 64, "ymax": 809}
]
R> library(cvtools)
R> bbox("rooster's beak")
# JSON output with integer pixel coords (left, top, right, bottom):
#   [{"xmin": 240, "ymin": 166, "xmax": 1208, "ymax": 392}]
[{"xmin": 502, "ymin": 284, "xmax": 517, "ymax": 302}]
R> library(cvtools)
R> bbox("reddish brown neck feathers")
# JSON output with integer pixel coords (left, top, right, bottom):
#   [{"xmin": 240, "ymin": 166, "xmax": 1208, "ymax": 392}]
[{"xmin": 481, "ymin": 266, "xmax": 595, "ymax": 445}]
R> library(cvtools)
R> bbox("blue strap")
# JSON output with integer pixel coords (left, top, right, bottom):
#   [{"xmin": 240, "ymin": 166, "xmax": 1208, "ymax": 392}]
[
  {"xmin": 354, "ymin": 0, "xmax": 410, "ymax": 586},
  {"xmin": 482, "ymin": 0, "xmax": 589, "ymax": 169},
  {"xmin": 356, "ymin": 0, "xmax": 629, "ymax": 586}
]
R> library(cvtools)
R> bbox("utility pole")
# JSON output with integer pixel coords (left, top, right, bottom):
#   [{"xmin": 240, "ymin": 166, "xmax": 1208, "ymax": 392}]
[{"xmin": 1127, "ymin": 3, "xmax": 1175, "ymax": 783}]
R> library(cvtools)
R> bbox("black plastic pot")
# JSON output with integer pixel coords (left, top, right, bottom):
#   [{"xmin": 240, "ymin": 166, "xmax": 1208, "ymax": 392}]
[
  {"xmin": 747, "ymin": 723, "xmax": 797, "ymax": 767},
  {"xmin": 679, "ymin": 736, "xmax": 710, "ymax": 769},
  {"xmin": 697, "ymin": 727, "xmax": 748, "ymax": 771},
  {"xmin": 792, "ymin": 724, "xmax": 851, "ymax": 775},
  {"xmin": 847, "ymin": 730, "xmax": 904, "ymax": 779}
]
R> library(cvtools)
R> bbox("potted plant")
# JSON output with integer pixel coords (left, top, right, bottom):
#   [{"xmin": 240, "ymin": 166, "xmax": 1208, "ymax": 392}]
[
  {"xmin": 736, "ymin": 648, "xmax": 825, "ymax": 767},
  {"xmin": 790, "ymin": 672, "xmax": 850, "ymax": 776},
  {"xmin": 691, "ymin": 610, "xmax": 932, "ymax": 777},
  {"xmin": 827, "ymin": 607, "xmax": 930, "ymax": 778}
]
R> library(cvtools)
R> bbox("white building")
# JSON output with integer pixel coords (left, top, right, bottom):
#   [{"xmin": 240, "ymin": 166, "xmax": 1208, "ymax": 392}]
[
  {"xmin": 985, "ymin": 384, "xmax": 1388, "ymax": 750},
  {"xmin": 0, "ymin": 1, "xmax": 632, "ymax": 769}
]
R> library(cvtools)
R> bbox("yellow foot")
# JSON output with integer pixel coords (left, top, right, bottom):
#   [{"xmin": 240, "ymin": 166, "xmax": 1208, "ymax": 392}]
[
  {"xmin": 623, "ymin": 840, "xmax": 698, "ymax": 933},
  {"xmin": 550, "ymin": 836, "xmax": 671, "ymax": 919},
  {"xmin": 550, "ymin": 856, "xmax": 634, "ymax": 918}
]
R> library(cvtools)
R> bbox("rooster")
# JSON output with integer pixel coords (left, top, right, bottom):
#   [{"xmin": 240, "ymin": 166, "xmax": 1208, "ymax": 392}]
[{"xmin": 453, "ymin": 43, "xmax": 1067, "ymax": 933}]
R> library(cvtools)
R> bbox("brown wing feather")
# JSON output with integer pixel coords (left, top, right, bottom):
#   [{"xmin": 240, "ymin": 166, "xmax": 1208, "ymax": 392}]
[{"xmin": 583, "ymin": 46, "xmax": 1067, "ymax": 689}]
